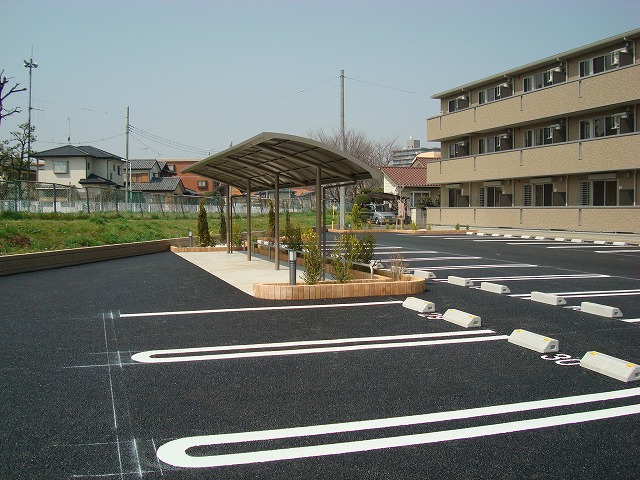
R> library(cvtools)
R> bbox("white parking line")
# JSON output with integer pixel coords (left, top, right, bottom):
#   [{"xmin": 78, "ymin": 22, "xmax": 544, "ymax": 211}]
[
  {"xmin": 595, "ymin": 249, "xmax": 640, "ymax": 254},
  {"xmin": 546, "ymin": 245, "xmax": 638, "ymax": 249},
  {"xmin": 373, "ymin": 250, "xmax": 439, "ymax": 255},
  {"xmin": 409, "ymin": 263, "xmax": 536, "ymax": 272},
  {"xmin": 156, "ymin": 387, "xmax": 640, "ymax": 468},
  {"xmin": 512, "ymin": 289, "xmax": 640, "ymax": 299},
  {"xmin": 435, "ymin": 274, "xmax": 609, "ymax": 283},
  {"xmin": 400, "ymin": 256, "xmax": 482, "ymax": 262},
  {"xmin": 621, "ymin": 318, "xmax": 640, "ymax": 323},
  {"xmin": 131, "ymin": 331, "xmax": 506, "ymax": 364},
  {"xmin": 120, "ymin": 300, "xmax": 403, "ymax": 318}
]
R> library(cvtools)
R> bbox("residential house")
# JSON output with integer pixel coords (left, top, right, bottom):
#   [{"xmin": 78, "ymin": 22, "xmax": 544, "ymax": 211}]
[
  {"xmin": 163, "ymin": 159, "xmax": 218, "ymax": 194},
  {"xmin": 34, "ymin": 145, "xmax": 125, "ymax": 188},
  {"xmin": 380, "ymin": 165, "xmax": 440, "ymax": 209},
  {"xmin": 130, "ymin": 177, "xmax": 187, "ymax": 196},
  {"xmin": 425, "ymin": 28, "xmax": 640, "ymax": 232}
]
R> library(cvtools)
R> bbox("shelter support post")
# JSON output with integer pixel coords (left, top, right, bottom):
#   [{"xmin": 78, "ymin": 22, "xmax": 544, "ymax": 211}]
[
  {"xmin": 274, "ymin": 174, "xmax": 280, "ymax": 270},
  {"xmin": 247, "ymin": 179, "xmax": 251, "ymax": 261},
  {"xmin": 226, "ymin": 184, "xmax": 231, "ymax": 254},
  {"xmin": 316, "ymin": 168, "xmax": 322, "ymax": 267}
]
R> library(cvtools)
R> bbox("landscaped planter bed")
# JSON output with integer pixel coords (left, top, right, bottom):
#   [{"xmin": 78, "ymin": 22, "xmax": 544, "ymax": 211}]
[{"xmin": 253, "ymin": 274, "xmax": 425, "ymax": 300}]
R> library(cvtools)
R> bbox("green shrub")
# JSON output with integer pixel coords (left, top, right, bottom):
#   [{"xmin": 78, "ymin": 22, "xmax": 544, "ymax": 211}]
[
  {"xmin": 197, "ymin": 198, "xmax": 211, "ymax": 246},
  {"xmin": 267, "ymin": 200, "xmax": 275, "ymax": 240},
  {"xmin": 410, "ymin": 222, "xmax": 418, "ymax": 231},
  {"xmin": 350, "ymin": 203, "xmax": 362, "ymax": 229},
  {"xmin": 301, "ymin": 228, "xmax": 322, "ymax": 285}
]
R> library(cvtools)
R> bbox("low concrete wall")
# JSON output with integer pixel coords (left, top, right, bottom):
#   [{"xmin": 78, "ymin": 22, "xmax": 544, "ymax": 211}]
[{"xmin": 0, "ymin": 237, "xmax": 191, "ymax": 276}]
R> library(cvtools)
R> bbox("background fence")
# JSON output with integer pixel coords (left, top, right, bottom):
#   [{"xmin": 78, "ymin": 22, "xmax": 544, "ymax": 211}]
[{"xmin": 0, "ymin": 180, "xmax": 327, "ymax": 216}]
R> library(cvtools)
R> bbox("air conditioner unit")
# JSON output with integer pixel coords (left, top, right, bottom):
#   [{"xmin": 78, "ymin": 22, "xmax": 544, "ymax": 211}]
[
  {"xmin": 550, "ymin": 124, "xmax": 562, "ymax": 130},
  {"xmin": 611, "ymin": 51, "xmax": 620, "ymax": 66},
  {"xmin": 456, "ymin": 95, "xmax": 468, "ymax": 101},
  {"xmin": 611, "ymin": 116, "xmax": 621, "ymax": 129},
  {"xmin": 456, "ymin": 141, "xmax": 467, "ymax": 147}
]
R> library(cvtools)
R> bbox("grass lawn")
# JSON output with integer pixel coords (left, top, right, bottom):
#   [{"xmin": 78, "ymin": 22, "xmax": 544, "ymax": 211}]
[{"xmin": 0, "ymin": 211, "xmax": 326, "ymax": 255}]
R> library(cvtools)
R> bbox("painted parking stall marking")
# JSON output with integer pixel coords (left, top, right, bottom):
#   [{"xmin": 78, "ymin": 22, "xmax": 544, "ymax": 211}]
[
  {"xmin": 131, "ymin": 330, "xmax": 506, "ymax": 364},
  {"xmin": 512, "ymin": 289, "xmax": 640, "ymax": 299},
  {"xmin": 119, "ymin": 300, "xmax": 403, "ymax": 318},
  {"xmin": 433, "ymin": 274, "xmax": 610, "ymax": 283},
  {"xmin": 156, "ymin": 387, "xmax": 640, "ymax": 469}
]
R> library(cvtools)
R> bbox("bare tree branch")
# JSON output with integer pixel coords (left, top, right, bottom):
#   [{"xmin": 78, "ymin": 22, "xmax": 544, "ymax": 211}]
[{"xmin": 0, "ymin": 69, "xmax": 27, "ymax": 126}]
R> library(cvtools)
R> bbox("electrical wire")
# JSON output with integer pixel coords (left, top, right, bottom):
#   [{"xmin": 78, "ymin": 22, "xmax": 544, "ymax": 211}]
[
  {"xmin": 128, "ymin": 132, "xmax": 162, "ymax": 156},
  {"xmin": 345, "ymin": 76, "xmax": 431, "ymax": 97},
  {"xmin": 37, "ymin": 132, "xmax": 126, "ymax": 146},
  {"xmin": 128, "ymin": 125, "xmax": 212, "ymax": 156},
  {"xmin": 32, "ymin": 97, "xmax": 126, "ymax": 117},
  {"xmin": 160, "ymin": 76, "xmax": 340, "ymax": 129}
]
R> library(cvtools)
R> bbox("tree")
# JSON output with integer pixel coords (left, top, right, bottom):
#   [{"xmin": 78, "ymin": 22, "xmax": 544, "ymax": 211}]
[
  {"xmin": 307, "ymin": 127, "xmax": 399, "ymax": 202},
  {"xmin": 0, "ymin": 123, "xmax": 36, "ymax": 180},
  {"xmin": 197, "ymin": 198, "xmax": 211, "ymax": 246},
  {"xmin": 0, "ymin": 70, "xmax": 26, "ymax": 127}
]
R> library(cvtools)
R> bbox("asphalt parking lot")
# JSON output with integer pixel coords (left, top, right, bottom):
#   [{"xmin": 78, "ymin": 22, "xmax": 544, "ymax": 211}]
[{"xmin": 1, "ymin": 232, "xmax": 639, "ymax": 479}]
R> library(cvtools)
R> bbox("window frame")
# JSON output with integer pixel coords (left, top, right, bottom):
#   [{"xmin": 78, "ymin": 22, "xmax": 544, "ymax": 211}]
[{"xmin": 53, "ymin": 161, "xmax": 69, "ymax": 174}]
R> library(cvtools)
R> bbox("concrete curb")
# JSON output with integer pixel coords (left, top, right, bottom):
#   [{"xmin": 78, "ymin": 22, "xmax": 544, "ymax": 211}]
[{"xmin": 0, "ymin": 237, "xmax": 190, "ymax": 276}]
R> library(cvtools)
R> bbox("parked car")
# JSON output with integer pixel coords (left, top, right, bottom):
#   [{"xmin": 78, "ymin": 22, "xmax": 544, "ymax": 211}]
[{"xmin": 364, "ymin": 203, "xmax": 396, "ymax": 225}]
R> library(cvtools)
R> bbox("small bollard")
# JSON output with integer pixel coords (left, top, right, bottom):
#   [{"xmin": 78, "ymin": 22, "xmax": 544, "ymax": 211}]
[
  {"xmin": 289, "ymin": 249, "xmax": 297, "ymax": 286},
  {"xmin": 188, "ymin": 231, "xmax": 193, "ymax": 247}
]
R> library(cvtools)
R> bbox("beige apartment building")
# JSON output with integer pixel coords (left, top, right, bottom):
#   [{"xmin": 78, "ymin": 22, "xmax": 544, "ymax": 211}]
[{"xmin": 425, "ymin": 29, "xmax": 640, "ymax": 233}]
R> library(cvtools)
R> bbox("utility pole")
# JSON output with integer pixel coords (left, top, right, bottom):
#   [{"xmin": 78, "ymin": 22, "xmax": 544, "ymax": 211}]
[
  {"xmin": 339, "ymin": 69, "xmax": 346, "ymax": 230},
  {"xmin": 126, "ymin": 106, "xmax": 130, "ymax": 208},
  {"xmin": 23, "ymin": 53, "xmax": 38, "ymax": 180}
]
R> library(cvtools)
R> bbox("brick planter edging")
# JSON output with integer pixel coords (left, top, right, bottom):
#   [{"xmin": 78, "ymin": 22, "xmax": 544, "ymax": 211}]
[
  {"xmin": 170, "ymin": 246, "xmax": 246, "ymax": 252},
  {"xmin": 254, "ymin": 275, "xmax": 425, "ymax": 300}
]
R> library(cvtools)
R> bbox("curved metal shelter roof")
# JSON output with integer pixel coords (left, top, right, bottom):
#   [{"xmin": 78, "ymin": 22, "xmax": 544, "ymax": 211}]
[{"xmin": 183, "ymin": 132, "xmax": 381, "ymax": 192}]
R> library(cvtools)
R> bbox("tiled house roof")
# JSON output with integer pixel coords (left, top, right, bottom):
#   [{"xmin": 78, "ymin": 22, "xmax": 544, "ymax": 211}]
[
  {"xmin": 380, "ymin": 166, "xmax": 439, "ymax": 187},
  {"xmin": 131, "ymin": 177, "xmax": 185, "ymax": 193},
  {"xmin": 34, "ymin": 145, "xmax": 122, "ymax": 160}
]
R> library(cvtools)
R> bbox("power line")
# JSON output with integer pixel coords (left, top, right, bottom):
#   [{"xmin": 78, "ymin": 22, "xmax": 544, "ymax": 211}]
[
  {"xmin": 37, "ymin": 132, "xmax": 126, "ymax": 146},
  {"xmin": 345, "ymin": 76, "xmax": 431, "ymax": 97},
  {"xmin": 161, "ymin": 76, "xmax": 340, "ymax": 129},
  {"xmin": 129, "ymin": 132, "xmax": 162, "ymax": 156},
  {"xmin": 128, "ymin": 125, "xmax": 212, "ymax": 156},
  {"xmin": 32, "ymin": 96, "xmax": 126, "ymax": 117}
]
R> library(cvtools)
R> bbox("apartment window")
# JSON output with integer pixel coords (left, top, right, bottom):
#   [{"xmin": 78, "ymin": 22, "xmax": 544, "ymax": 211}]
[
  {"xmin": 448, "ymin": 97, "xmax": 469, "ymax": 112},
  {"xmin": 448, "ymin": 189, "xmax": 462, "ymax": 207},
  {"xmin": 578, "ymin": 179, "xmax": 618, "ymax": 206},
  {"xmin": 479, "ymin": 135, "xmax": 512, "ymax": 154},
  {"xmin": 197, "ymin": 180, "xmax": 208, "ymax": 189},
  {"xmin": 523, "ymin": 68, "xmax": 565, "ymax": 92},
  {"xmin": 524, "ymin": 124, "xmax": 564, "ymax": 147},
  {"xmin": 478, "ymin": 186, "xmax": 501, "ymax": 207},
  {"xmin": 117, "ymin": 166, "xmax": 122, "ymax": 175},
  {"xmin": 592, "ymin": 180, "xmax": 618, "ymax": 206},
  {"xmin": 535, "ymin": 184, "xmax": 553, "ymax": 206},
  {"xmin": 478, "ymin": 84, "xmax": 512, "ymax": 104},
  {"xmin": 86, "ymin": 161, "xmax": 91, "ymax": 170},
  {"xmin": 579, "ymin": 113, "xmax": 633, "ymax": 139},
  {"xmin": 448, "ymin": 142, "xmax": 468, "ymax": 158},
  {"xmin": 579, "ymin": 48, "xmax": 633, "ymax": 78},
  {"xmin": 53, "ymin": 161, "xmax": 69, "ymax": 174}
]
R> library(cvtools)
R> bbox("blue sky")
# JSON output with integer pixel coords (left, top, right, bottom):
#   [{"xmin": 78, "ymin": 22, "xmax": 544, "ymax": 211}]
[{"xmin": 1, "ymin": 0, "xmax": 638, "ymax": 159}]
